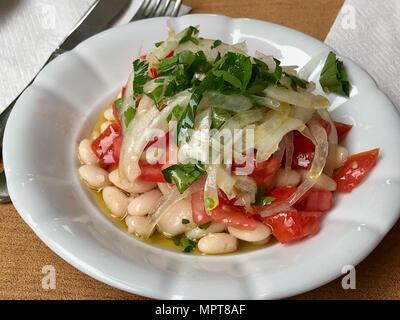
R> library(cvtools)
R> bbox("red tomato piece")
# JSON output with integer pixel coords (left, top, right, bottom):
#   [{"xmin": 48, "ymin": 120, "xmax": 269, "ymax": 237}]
[
  {"xmin": 249, "ymin": 157, "xmax": 281, "ymax": 189},
  {"xmin": 140, "ymin": 54, "xmax": 147, "ymax": 60},
  {"xmin": 292, "ymin": 131, "xmax": 315, "ymax": 170},
  {"xmin": 334, "ymin": 148, "xmax": 379, "ymax": 193},
  {"xmin": 165, "ymin": 50, "xmax": 174, "ymax": 58},
  {"xmin": 299, "ymin": 215, "xmax": 320, "ymax": 238},
  {"xmin": 263, "ymin": 210, "xmax": 304, "ymax": 244},
  {"xmin": 91, "ymin": 122, "xmax": 123, "ymax": 165},
  {"xmin": 295, "ymin": 189, "xmax": 332, "ymax": 212},
  {"xmin": 209, "ymin": 204, "xmax": 258, "ymax": 230},
  {"xmin": 149, "ymin": 67, "xmax": 159, "ymax": 78},
  {"xmin": 300, "ymin": 211, "xmax": 325, "ymax": 219},
  {"xmin": 292, "ymin": 151, "xmax": 314, "ymax": 170},
  {"xmin": 121, "ymin": 86, "xmax": 126, "ymax": 97},
  {"xmin": 218, "ymin": 190, "xmax": 237, "ymax": 206},
  {"xmin": 137, "ymin": 160, "xmax": 167, "ymax": 183},
  {"xmin": 269, "ymin": 186, "xmax": 297, "ymax": 202},
  {"xmin": 334, "ymin": 121, "xmax": 353, "ymax": 142},
  {"xmin": 191, "ymin": 191, "xmax": 212, "ymax": 225}
]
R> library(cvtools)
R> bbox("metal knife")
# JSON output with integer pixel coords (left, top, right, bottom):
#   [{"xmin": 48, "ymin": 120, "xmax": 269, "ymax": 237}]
[{"xmin": 0, "ymin": 0, "xmax": 131, "ymax": 202}]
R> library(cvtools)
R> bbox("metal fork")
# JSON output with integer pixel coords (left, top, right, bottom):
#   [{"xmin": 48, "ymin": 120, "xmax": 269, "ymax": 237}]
[{"xmin": 131, "ymin": 0, "xmax": 182, "ymax": 21}]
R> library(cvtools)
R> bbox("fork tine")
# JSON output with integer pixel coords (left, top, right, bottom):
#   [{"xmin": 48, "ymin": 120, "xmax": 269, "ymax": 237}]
[
  {"xmin": 130, "ymin": 0, "xmax": 151, "ymax": 22},
  {"xmin": 171, "ymin": 0, "xmax": 182, "ymax": 17},
  {"xmin": 146, "ymin": 0, "xmax": 162, "ymax": 18},
  {"xmin": 159, "ymin": 0, "xmax": 172, "ymax": 16}
]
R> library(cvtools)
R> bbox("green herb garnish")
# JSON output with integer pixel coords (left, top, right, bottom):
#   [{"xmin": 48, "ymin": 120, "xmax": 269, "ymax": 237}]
[
  {"xmin": 155, "ymin": 41, "xmax": 164, "ymax": 47},
  {"xmin": 123, "ymin": 106, "xmax": 136, "ymax": 127},
  {"xmin": 204, "ymin": 197, "xmax": 217, "ymax": 211},
  {"xmin": 198, "ymin": 222, "xmax": 211, "ymax": 230},
  {"xmin": 162, "ymin": 161, "xmax": 205, "ymax": 193},
  {"xmin": 283, "ymin": 72, "xmax": 308, "ymax": 91},
  {"xmin": 132, "ymin": 59, "xmax": 149, "ymax": 98},
  {"xmin": 211, "ymin": 108, "xmax": 236, "ymax": 130},
  {"xmin": 113, "ymin": 97, "xmax": 124, "ymax": 111},
  {"xmin": 182, "ymin": 219, "xmax": 190, "ymax": 225},
  {"xmin": 253, "ymin": 187, "xmax": 276, "ymax": 206},
  {"xmin": 211, "ymin": 40, "xmax": 222, "ymax": 49},
  {"xmin": 172, "ymin": 236, "xmax": 197, "ymax": 253},
  {"xmin": 319, "ymin": 51, "xmax": 350, "ymax": 97},
  {"xmin": 179, "ymin": 26, "xmax": 199, "ymax": 44}
]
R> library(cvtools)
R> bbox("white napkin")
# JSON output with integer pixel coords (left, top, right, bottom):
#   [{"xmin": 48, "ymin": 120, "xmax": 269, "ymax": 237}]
[
  {"xmin": 325, "ymin": 0, "xmax": 400, "ymax": 110},
  {"xmin": 0, "ymin": 0, "xmax": 191, "ymax": 112}
]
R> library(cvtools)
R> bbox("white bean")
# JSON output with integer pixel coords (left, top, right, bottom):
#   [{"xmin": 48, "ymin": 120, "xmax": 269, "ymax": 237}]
[
  {"xmin": 125, "ymin": 215, "xmax": 154, "ymax": 237},
  {"xmin": 228, "ymin": 222, "xmax": 271, "ymax": 242},
  {"xmin": 102, "ymin": 186, "xmax": 129, "ymax": 217},
  {"xmin": 275, "ymin": 169, "xmax": 301, "ymax": 188},
  {"xmin": 100, "ymin": 121, "xmax": 112, "ymax": 133},
  {"xmin": 198, "ymin": 233, "xmax": 237, "ymax": 254},
  {"xmin": 78, "ymin": 165, "xmax": 110, "ymax": 190},
  {"xmin": 298, "ymin": 169, "xmax": 337, "ymax": 191},
  {"xmin": 335, "ymin": 146, "xmax": 349, "ymax": 168},
  {"xmin": 127, "ymin": 189, "xmax": 162, "ymax": 216},
  {"xmin": 103, "ymin": 107, "xmax": 115, "ymax": 121},
  {"xmin": 78, "ymin": 139, "xmax": 98, "ymax": 165},
  {"xmin": 252, "ymin": 237, "xmax": 271, "ymax": 245},
  {"xmin": 185, "ymin": 222, "xmax": 226, "ymax": 240},
  {"xmin": 109, "ymin": 169, "xmax": 156, "ymax": 194},
  {"xmin": 157, "ymin": 198, "xmax": 195, "ymax": 236},
  {"xmin": 157, "ymin": 182, "xmax": 174, "ymax": 196}
]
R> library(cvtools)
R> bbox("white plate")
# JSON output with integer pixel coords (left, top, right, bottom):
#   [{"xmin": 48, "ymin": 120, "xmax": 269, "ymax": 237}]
[{"xmin": 4, "ymin": 14, "xmax": 400, "ymax": 299}]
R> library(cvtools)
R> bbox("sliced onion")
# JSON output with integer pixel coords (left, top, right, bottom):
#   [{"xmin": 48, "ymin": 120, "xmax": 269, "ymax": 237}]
[
  {"xmin": 318, "ymin": 109, "xmax": 338, "ymax": 176},
  {"xmin": 258, "ymin": 201, "xmax": 294, "ymax": 218},
  {"xmin": 273, "ymin": 139, "xmax": 286, "ymax": 162},
  {"xmin": 264, "ymin": 86, "xmax": 330, "ymax": 110},
  {"xmin": 283, "ymin": 131, "xmax": 294, "ymax": 170},
  {"xmin": 204, "ymin": 91, "xmax": 253, "ymax": 112},
  {"xmin": 298, "ymin": 51, "xmax": 328, "ymax": 80},
  {"xmin": 204, "ymin": 164, "xmax": 219, "ymax": 211},
  {"xmin": 290, "ymin": 105, "xmax": 315, "ymax": 123},
  {"xmin": 216, "ymin": 165, "xmax": 237, "ymax": 200},
  {"xmin": 119, "ymin": 90, "xmax": 191, "ymax": 182},
  {"xmin": 255, "ymin": 116, "xmax": 305, "ymax": 162},
  {"xmin": 254, "ymin": 51, "xmax": 276, "ymax": 71},
  {"xmin": 233, "ymin": 175, "xmax": 257, "ymax": 212},
  {"xmin": 287, "ymin": 118, "xmax": 328, "ymax": 205}
]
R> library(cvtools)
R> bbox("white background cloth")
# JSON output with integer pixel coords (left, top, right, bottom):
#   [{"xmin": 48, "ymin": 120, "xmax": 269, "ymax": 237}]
[
  {"xmin": 0, "ymin": 0, "xmax": 190, "ymax": 112},
  {"xmin": 325, "ymin": 0, "xmax": 400, "ymax": 110}
]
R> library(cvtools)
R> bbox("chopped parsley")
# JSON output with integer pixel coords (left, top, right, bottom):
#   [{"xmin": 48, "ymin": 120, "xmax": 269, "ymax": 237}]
[
  {"xmin": 123, "ymin": 106, "xmax": 136, "ymax": 127},
  {"xmin": 161, "ymin": 161, "xmax": 205, "ymax": 193},
  {"xmin": 179, "ymin": 26, "xmax": 199, "ymax": 44},
  {"xmin": 198, "ymin": 222, "xmax": 211, "ymax": 230},
  {"xmin": 253, "ymin": 187, "xmax": 276, "ymax": 206},
  {"xmin": 211, "ymin": 40, "xmax": 222, "ymax": 49},
  {"xmin": 172, "ymin": 236, "xmax": 197, "ymax": 253},
  {"xmin": 132, "ymin": 59, "xmax": 149, "ymax": 98},
  {"xmin": 182, "ymin": 219, "xmax": 190, "ymax": 225},
  {"xmin": 319, "ymin": 51, "xmax": 350, "ymax": 97}
]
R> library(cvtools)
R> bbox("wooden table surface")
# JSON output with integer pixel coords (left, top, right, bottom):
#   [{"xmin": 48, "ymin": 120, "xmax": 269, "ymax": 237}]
[{"xmin": 1, "ymin": 0, "xmax": 400, "ymax": 300}]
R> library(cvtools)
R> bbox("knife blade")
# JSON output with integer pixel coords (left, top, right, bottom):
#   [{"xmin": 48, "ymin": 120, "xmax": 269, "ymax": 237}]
[{"xmin": 0, "ymin": 0, "xmax": 132, "ymax": 149}]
